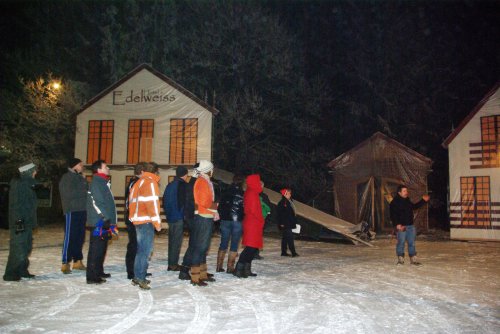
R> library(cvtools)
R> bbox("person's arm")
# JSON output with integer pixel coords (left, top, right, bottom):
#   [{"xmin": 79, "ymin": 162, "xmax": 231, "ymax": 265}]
[
  {"xmin": 412, "ymin": 195, "xmax": 430, "ymax": 210},
  {"xmin": 146, "ymin": 181, "xmax": 162, "ymax": 231},
  {"xmin": 194, "ymin": 179, "xmax": 214, "ymax": 210}
]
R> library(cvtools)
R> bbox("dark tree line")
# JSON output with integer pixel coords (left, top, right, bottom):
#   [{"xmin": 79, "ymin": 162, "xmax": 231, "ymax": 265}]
[{"xmin": 0, "ymin": 0, "xmax": 498, "ymax": 224}]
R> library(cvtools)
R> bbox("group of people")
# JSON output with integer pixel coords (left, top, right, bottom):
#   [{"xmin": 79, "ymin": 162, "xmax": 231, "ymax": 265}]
[{"xmin": 3, "ymin": 158, "xmax": 428, "ymax": 284}]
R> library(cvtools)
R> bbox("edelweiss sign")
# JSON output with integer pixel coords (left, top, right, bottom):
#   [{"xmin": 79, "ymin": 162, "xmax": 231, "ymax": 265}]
[{"xmin": 112, "ymin": 89, "xmax": 176, "ymax": 105}]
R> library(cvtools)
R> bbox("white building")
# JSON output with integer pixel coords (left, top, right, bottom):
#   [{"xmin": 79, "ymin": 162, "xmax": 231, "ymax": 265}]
[
  {"xmin": 442, "ymin": 83, "xmax": 500, "ymax": 241},
  {"xmin": 75, "ymin": 64, "xmax": 217, "ymax": 226}
]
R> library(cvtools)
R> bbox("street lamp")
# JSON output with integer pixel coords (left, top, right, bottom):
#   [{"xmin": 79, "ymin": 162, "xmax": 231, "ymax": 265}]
[{"xmin": 51, "ymin": 81, "xmax": 61, "ymax": 90}]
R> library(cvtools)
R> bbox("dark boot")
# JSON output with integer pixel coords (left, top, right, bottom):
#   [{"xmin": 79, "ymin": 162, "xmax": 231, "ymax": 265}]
[
  {"xmin": 178, "ymin": 265, "xmax": 191, "ymax": 280},
  {"xmin": 226, "ymin": 251, "xmax": 238, "ymax": 274},
  {"xmin": 216, "ymin": 250, "xmax": 226, "ymax": 273},
  {"xmin": 244, "ymin": 263, "xmax": 257, "ymax": 277},
  {"xmin": 233, "ymin": 262, "xmax": 248, "ymax": 278}
]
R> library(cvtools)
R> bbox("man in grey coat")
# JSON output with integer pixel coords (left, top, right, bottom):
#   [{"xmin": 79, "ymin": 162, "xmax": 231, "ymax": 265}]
[
  {"xmin": 86, "ymin": 160, "xmax": 117, "ymax": 284},
  {"xmin": 59, "ymin": 158, "xmax": 88, "ymax": 274}
]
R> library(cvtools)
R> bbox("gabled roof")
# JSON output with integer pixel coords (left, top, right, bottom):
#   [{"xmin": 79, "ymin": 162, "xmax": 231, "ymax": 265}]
[
  {"xmin": 328, "ymin": 131, "xmax": 432, "ymax": 168},
  {"xmin": 78, "ymin": 63, "xmax": 219, "ymax": 115},
  {"xmin": 442, "ymin": 82, "xmax": 500, "ymax": 148}
]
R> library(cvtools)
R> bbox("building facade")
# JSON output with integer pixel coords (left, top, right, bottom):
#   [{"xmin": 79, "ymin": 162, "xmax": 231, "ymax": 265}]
[
  {"xmin": 75, "ymin": 64, "xmax": 217, "ymax": 226},
  {"xmin": 443, "ymin": 83, "xmax": 500, "ymax": 241}
]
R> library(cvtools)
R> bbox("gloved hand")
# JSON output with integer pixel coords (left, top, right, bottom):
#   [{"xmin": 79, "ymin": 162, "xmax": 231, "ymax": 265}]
[{"xmin": 102, "ymin": 219, "xmax": 111, "ymax": 229}]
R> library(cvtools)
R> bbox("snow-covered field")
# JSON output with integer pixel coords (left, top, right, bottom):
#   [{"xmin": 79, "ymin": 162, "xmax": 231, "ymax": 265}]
[{"xmin": 0, "ymin": 226, "xmax": 498, "ymax": 334}]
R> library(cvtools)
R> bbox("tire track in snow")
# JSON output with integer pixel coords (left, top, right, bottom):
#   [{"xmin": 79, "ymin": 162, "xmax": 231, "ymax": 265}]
[
  {"xmin": 183, "ymin": 286, "xmax": 211, "ymax": 334},
  {"xmin": 99, "ymin": 289, "xmax": 153, "ymax": 334},
  {"xmin": 0, "ymin": 279, "xmax": 82, "ymax": 332}
]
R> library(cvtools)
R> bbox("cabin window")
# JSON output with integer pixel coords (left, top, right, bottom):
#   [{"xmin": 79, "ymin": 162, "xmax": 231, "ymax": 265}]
[
  {"xmin": 460, "ymin": 176, "xmax": 491, "ymax": 226},
  {"xmin": 480, "ymin": 115, "xmax": 500, "ymax": 165},
  {"xmin": 169, "ymin": 118, "xmax": 198, "ymax": 165},
  {"xmin": 87, "ymin": 120, "xmax": 114, "ymax": 163},
  {"xmin": 127, "ymin": 119, "xmax": 154, "ymax": 164}
]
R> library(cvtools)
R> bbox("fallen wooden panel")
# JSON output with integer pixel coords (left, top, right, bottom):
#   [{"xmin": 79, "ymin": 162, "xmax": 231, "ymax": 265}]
[{"xmin": 214, "ymin": 168, "xmax": 373, "ymax": 247}]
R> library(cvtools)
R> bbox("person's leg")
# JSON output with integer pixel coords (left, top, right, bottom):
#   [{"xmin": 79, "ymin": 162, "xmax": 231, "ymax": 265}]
[
  {"xmin": 281, "ymin": 231, "xmax": 289, "ymax": 255},
  {"xmin": 134, "ymin": 223, "xmax": 154, "ymax": 281},
  {"xmin": 179, "ymin": 218, "xmax": 195, "ymax": 280},
  {"xmin": 396, "ymin": 228, "xmax": 407, "ymax": 264},
  {"xmin": 229, "ymin": 221, "xmax": 242, "ymax": 253},
  {"xmin": 244, "ymin": 247, "xmax": 258, "ymax": 277},
  {"xmin": 234, "ymin": 247, "xmax": 252, "ymax": 278},
  {"xmin": 406, "ymin": 225, "xmax": 421, "ymax": 265},
  {"xmin": 20, "ymin": 228, "xmax": 33, "ymax": 277},
  {"xmin": 86, "ymin": 234, "xmax": 105, "ymax": 282},
  {"xmin": 125, "ymin": 222, "xmax": 137, "ymax": 279},
  {"xmin": 3, "ymin": 231, "xmax": 24, "ymax": 281},
  {"xmin": 61, "ymin": 213, "xmax": 72, "ymax": 266},
  {"xmin": 199, "ymin": 218, "xmax": 214, "ymax": 281},
  {"xmin": 219, "ymin": 220, "xmax": 230, "ymax": 251},
  {"xmin": 73, "ymin": 211, "xmax": 87, "ymax": 262},
  {"xmin": 168, "ymin": 220, "xmax": 184, "ymax": 268}
]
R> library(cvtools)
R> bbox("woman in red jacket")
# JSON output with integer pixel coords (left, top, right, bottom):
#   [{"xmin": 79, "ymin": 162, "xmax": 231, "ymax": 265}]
[{"xmin": 234, "ymin": 174, "xmax": 264, "ymax": 278}]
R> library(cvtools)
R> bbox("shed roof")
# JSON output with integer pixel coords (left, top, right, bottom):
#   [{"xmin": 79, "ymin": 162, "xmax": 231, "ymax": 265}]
[
  {"xmin": 328, "ymin": 132, "xmax": 432, "ymax": 169},
  {"xmin": 78, "ymin": 63, "xmax": 219, "ymax": 115}
]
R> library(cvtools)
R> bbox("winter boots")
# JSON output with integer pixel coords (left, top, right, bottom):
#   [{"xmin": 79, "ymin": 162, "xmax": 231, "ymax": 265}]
[
  {"xmin": 178, "ymin": 265, "xmax": 191, "ymax": 280},
  {"xmin": 132, "ymin": 278, "xmax": 151, "ymax": 290},
  {"xmin": 233, "ymin": 262, "xmax": 248, "ymax": 278},
  {"xmin": 190, "ymin": 265, "xmax": 207, "ymax": 286},
  {"xmin": 61, "ymin": 263, "xmax": 72, "ymax": 274},
  {"xmin": 72, "ymin": 260, "xmax": 86, "ymax": 270},
  {"xmin": 410, "ymin": 256, "xmax": 422, "ymax": 266},
  {"xmin": 167, "ymin": 264, "xmax": 182, "ymax": 271},
  {"xmin": 226, "ymin": 251, "xmax": 238, "ymax": 274},
  {"xmin": 244, "ymin": 263, "xmax": 257, "ymax": 277},
  {"xmin": 200, "ymin": 263, "xmax": 215, "ymax": 282},
  {"xmin": 216, "ymin": 250, "xmax": 226, "ymax": 272},
  {"xmin": 397, "ymin": 256, "xmax": 405, "ymax": 265}
]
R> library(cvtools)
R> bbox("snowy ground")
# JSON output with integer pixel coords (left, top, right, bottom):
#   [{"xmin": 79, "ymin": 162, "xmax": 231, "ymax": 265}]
[{"xmin": 0, "ymin": 226, "xmax": 498, "ymax": 334}]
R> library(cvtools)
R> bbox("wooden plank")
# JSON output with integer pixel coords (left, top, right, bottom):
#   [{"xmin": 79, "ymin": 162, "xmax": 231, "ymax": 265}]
[{"xmin": 214, "ymin": 168, "xmax": 374, "ymax": 247}]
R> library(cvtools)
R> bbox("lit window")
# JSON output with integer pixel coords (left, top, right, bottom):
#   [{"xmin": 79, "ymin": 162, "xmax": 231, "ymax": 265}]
[
  {"xmin": 127, "ymin": 120, "xmax": 154, "ymax": 164},
  {"xmin": 87, "ymin": 120, "xmax": 114, "ymax": 163},
  {"xmin": 169, "ymin": 119, "xmax": 198, "ymax": 165},
  {"xmin": 460, "ymin": 176, "xmax": 491, "ymax": 226}
]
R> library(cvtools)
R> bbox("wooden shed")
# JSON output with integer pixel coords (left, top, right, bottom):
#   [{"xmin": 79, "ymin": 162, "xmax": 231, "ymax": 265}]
[{"xmin": 328, "ymin": 132, "xmax": 432, "ymax": 233}]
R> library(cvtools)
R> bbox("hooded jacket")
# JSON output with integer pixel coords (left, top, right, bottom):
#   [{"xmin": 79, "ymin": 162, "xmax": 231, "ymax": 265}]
[
  {"xmin": 86, "ymin": 174, "xmax": 116, "ymax": 227},
  {"xmin": 128, "ymin": 172, "xmax": 162, "ymax": 230},
  {"xmin": 241, "ymin": 174, "xmax": 265, "ymax": 248}
]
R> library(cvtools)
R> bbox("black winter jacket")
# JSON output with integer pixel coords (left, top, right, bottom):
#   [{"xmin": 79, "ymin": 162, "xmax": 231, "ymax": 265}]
[
  {"xmin": 389, "ymin": 194, "xmax": 426, "ymax": 227},
  {"xmin": 276, "ymin": 197, "xmax": 297, "ymax": 230},
  {"xmin": 218, "ymin": 184, "xmax": 244, "ymax": 222}
]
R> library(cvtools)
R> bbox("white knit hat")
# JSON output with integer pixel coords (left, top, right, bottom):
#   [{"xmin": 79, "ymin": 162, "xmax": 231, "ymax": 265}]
[
  {"xmin": 196, "ymin": 160, "xmax": 214, "ymax": 174},
  {"xmin": 18, "ymin": 162, "xmax": 36, "ymax": 174}
]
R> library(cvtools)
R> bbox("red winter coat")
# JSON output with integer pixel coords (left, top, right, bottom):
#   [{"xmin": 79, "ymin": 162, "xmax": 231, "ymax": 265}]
[{"xmin": 242, "ymin": 174, "xmax": 264, "ymax": 248}]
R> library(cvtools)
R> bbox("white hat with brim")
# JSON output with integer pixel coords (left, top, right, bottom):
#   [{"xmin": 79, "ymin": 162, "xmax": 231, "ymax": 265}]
[{"xmin": 19, "ymin": 162, "xmax": 36, "ymax": 173}]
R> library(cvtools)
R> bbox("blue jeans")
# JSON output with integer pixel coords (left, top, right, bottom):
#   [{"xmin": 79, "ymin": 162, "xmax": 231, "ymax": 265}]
[
  {"xmin": 181, "ymin": 218, "xmax": 195, "ymax": 267},
  {"xmin": 219, "ymin": 220, "xmax": 242, "ymax": 252},
  {"xmin": 168, "ymin": 220, "xmax": 184, "ymax": 266},
  {"xmin": 191, "ymin": 215, "xmax": 213, "ymax": 265},
  {"xmin": 396, "ymin": 225, "xmax": 416, "ymax": 257},
  {"xmin": 134, "ymin": 223, "xmax": 155, "ymax": 280}
]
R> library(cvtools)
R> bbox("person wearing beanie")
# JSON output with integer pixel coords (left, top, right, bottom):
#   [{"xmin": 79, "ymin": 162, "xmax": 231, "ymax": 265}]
[
  {"xmin": 59, "ymin": 158, "xmax": 88, "ymax": 274},
  {"xmin": 3, "ymin": 162, "xmax": 38, "ymax": 281},
  {"xmin": 190, "ymin": 160, "xmax": 217, "ymax": 286},
  {"xmin": 162, "ymin": 165, "xmax": 189, "ymax": 271},
  {"xmin": 277, "ymin": 188, "xmax": 299, "ymax": 257}
]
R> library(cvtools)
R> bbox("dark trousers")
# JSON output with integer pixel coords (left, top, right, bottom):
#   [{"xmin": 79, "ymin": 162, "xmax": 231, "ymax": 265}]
[
  {"xmin": 238, "ymin": 247, "xmax": 258, "ymax": 265},
  {"xmin": 86, "ymin": 233, "xmax": 109, "ymax": 281},
  {"xmin": 3, "ymin": 228, "xmax": 33, "ymax": 280},
  {"xmin": 168, "ymin": 220, "xmax": 184, "ymax": 266},
  {"xmin": 181, "ymin": 218, "xmax": 195, "ymax": 267},
  {"xmin": 125, "ymin": 222, "xmax": 137, "ymax": 278},
  {"xmin": 191, "ymin": 215, "xmax": 214, "ymax": 265},
  {"xmin": 281, "ymin": 228, "xmax": 296, "ymax": 255},
  {"xmin": 61, "ymin": 211, "xmax": 86, "ymax": 263}
]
